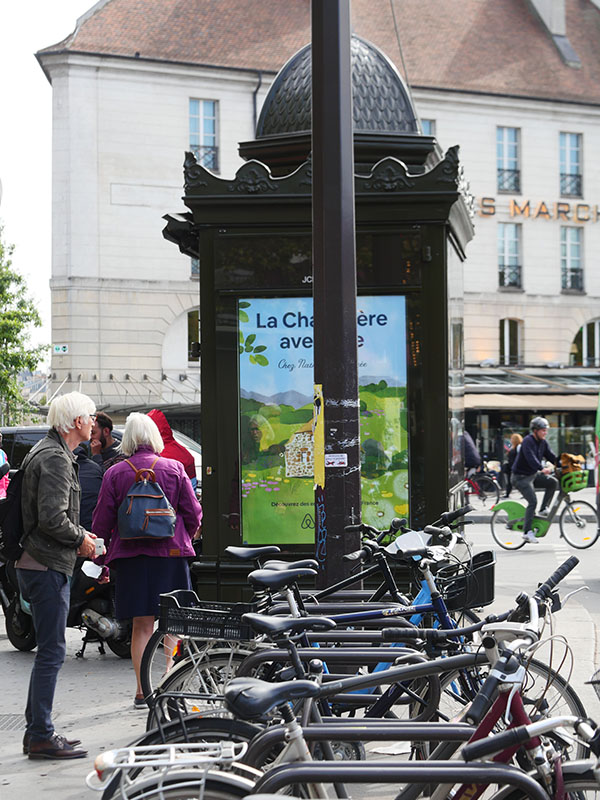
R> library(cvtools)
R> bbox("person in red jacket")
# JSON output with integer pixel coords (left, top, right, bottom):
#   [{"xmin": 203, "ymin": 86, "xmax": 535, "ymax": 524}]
[{"xmin": 147, "ymin": 409, "xmax": 197, "ymax": 490}]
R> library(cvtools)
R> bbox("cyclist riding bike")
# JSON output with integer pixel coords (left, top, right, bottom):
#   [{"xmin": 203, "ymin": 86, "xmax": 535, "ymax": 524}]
[{"xmin": 512, "ymin": 416, "xmax": 558, "ymax": 545}]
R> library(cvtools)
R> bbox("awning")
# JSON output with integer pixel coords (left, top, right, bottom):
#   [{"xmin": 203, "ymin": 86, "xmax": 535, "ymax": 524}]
[{"xmin": 464, "ymin": 393, "xmax": 598, "ymax": 411}]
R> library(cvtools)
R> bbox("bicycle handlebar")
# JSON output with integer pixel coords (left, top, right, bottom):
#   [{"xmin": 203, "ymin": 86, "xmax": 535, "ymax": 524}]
[
  {"xmin": 381, "ymin": 612, "xmax": 512, "ymax": 645},
  {"xmin": 462, "ymin": 725, "xmax": 532, "ymax": 761},
  {"xmin": 466, "ymin": 563, "xmax": 579, "ymax": 726},
  {"xmin": 464, "ymin": 671, "xmax": 502, "ymax": 726},
  {"xmin": 534, "ymin": 556, "xmax": 579, "ymax": 601},
  {"xmin": 437, "ymin": 505, "xmax": 474, "ymax": 526},
  {"xmin": 344, "ymin": 507, "xmax": 471, "ymax": 546}
]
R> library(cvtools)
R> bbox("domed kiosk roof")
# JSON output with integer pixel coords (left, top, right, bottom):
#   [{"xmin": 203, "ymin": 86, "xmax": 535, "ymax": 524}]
[{"xmin": 256, "ymin": 35, "xmax": 418, "ymax": 138}]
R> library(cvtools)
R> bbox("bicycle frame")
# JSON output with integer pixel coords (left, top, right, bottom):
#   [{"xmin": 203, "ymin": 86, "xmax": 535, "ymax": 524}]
[
  {"xmin": 438, "ymin": 685, "xmax": 539, "ymax": 800},
  {"xmin": 493, "ymin": 488, "xmax": 568, "ymax": 538}
]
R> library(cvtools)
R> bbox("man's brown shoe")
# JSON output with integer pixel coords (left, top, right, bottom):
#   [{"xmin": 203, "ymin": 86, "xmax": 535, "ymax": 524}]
[
  {"xmin": 23, "ymin": 732, "xmax": 81, "ymax": 754},
  {"xmin": 28, "ymin": 733, "xmax": 87, "ymax": 760}
]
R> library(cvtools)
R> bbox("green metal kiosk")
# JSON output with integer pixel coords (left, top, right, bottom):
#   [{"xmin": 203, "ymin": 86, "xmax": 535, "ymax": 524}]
[{"xmin": 164, "ymin": 36, "xmax": 473, "ymax": 598}]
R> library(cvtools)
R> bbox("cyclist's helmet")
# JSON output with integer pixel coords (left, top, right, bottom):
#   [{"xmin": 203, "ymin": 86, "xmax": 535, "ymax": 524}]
[{"xmin": 530, "ymin": 416, "xmax": 549, "ymax": 431}]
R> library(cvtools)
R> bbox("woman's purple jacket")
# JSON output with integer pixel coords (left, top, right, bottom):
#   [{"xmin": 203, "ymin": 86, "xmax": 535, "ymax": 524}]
[{"xmin": 91, "ymin": 445, "xmax": 202, "ymax": 565}]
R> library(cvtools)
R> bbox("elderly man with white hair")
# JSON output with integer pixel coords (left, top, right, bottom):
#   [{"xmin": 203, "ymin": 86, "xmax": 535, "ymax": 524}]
[{"xmin": 15, "ymin": 391, "xmax": 98, "ymax": 760}]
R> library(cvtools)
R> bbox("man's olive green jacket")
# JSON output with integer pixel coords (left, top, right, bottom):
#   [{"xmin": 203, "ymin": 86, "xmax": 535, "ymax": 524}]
[{"xmin": 21, "ymin": 428, "xmax": 86, "ymax": 575}]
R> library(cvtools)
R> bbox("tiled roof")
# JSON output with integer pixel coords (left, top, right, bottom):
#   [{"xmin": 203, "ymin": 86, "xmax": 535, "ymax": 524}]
[{"xmin": 38, "ymin": 0, "xmax": 600, "ymax": 105}]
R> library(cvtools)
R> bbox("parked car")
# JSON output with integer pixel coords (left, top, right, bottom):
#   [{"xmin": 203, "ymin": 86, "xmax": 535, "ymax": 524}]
[{"xmin": 0, "ymin": 424, "xmax": 202, "ymax": 492}]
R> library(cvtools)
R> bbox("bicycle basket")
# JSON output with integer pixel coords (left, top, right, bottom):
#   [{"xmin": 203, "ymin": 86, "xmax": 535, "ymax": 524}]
[
  {"xmin": 436, "ymin": 550, "xmax": 496, "ymax": 611},
  {"xmin": 159, "ymin": 589, "xmax": 259, "ymax": 640},
  {"xmin": 560, "ymin": 469, "xmax": 588, "ymax": 494}
]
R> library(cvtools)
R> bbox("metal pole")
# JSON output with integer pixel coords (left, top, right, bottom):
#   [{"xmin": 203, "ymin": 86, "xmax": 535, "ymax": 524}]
[{"xmin": 312, "ymin": 0, "xmax": 361, "ymax": 586}]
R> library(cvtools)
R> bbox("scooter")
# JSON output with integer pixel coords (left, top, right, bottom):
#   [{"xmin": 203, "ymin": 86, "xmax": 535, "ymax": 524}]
[{"xmin": 0, "ymin": 542, "xmax": 131, "ymax": 659}]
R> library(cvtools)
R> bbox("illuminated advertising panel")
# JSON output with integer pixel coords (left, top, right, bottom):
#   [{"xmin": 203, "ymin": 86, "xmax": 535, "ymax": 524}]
[{"xmin": 238, "ymin": 296, "xmax": 407, "ymax": 544}]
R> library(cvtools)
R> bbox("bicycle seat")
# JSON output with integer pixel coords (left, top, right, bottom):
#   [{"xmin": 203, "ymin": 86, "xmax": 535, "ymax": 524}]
[
  {"xmin": 224, "ymin": 677, "xmax": 320, "ymax": 719},
  {"xmin": 225, "ymin": 545, "xmax": 281, "ymax": 561},
  {"xmin": 264, "ymin": 559, "xmax": 319, "ymax": 571},
  {"xmin": 242, "ymin": 613, "xmax": 336, "ymax": 637},
  {"xmin": 247, "ymin": 568, "xmax": 317, "ymax": 592}
]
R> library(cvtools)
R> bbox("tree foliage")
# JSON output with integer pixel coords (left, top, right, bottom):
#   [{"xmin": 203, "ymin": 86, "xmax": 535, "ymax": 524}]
[{"xmin": 0, "ymin": 224, "xmax": 48, "ymax": 424}]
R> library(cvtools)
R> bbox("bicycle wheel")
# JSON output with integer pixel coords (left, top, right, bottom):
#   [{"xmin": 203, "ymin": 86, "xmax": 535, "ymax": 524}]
[
  {"xmin": 559, "ymin": 499, "xmax": 599, "ymax": 549},
  {"xmin": 490, "ymin": 507, "xmax": 526, "ymax": 550},
  {"xmin": 437, "ymin": 656, "xmax": 588, "ymax": 758},
  {"xmin": 495, "ymin": 768, "xmax": 600, "ymax": 800},
  {"xmin": 101, "ymin": 717, "xmax": 263, "ymax": 800},
  {"xmin": 107, "ymin": 770, "xmax": 255, "ymax": 800},
  {"xmin": 151, "ymin": 649, "xmax": 249, "ymax": 726},
  {"xmin": 465, "ymin": 475, "xmax": 500, "ymax": 513},
  {"xmin": 141, "ymin": 630, "xmax": 201, "ymax": 698}
]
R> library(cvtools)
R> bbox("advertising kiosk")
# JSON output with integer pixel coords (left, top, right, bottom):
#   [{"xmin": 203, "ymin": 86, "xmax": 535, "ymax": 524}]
[{"xmin": 164, "ymin": 37, "xmax": 473, "ymax": 597}]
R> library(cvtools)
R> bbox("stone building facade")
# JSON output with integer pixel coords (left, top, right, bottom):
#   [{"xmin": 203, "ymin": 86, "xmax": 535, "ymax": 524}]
[{"xmin": 37, "ymin": 0, "xmax": 600, "ymax": 450}]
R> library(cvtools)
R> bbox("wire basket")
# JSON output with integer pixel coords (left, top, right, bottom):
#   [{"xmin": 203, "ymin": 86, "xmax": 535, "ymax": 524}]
[
  {"xmin": 159, "ymin": 589, "xmax": 259, "ymax": 640},
  {"xmin": 436, "ymin": 550, "xmax": 496, "ymax": 611},
  {"xmin": 560, "ymin": 469, "xmax": 588, "ymax": 494}
]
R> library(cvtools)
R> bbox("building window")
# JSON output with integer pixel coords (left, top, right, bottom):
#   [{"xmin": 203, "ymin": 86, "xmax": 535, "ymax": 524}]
[
  {"xmin": 496, "ymin": 127, "xmax": 520, "ymax": 192},
  {"xmin": 499, "ymin": 318, "xmax": 523, "ymax": 366},
  {"xmin": 421, "ymin": 119, "xmax": 435, "ymax": 137},
  {"xmin": 189, "ymin": 99, "xmax": 218, "ymax": 171},
  {"xmin": 191, "ymin": 257, "xmax": 199, "ymax": 278},
  {"xmin": 561, "ymin": 227, "xmax": 583, "ymax": 291},
  {"xmin": 560, "ymin": 132, "xmax": 582, "ymax": 197},
  {"xmin": 571, "ymin": 320, "xmax": 600, "ymax": 367},
  {"xmin": 498, "ymin": 223, "xmax": 522, "ymax": 288},
  {"xmin": 188, "ymin": 309, "xmax": 200, "ymax": 362}
]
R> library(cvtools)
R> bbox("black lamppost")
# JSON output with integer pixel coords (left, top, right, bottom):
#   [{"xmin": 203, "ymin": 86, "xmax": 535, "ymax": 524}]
[{"xmin": 311, "ymin": 0, "xmax": 361, "ymax": 585}]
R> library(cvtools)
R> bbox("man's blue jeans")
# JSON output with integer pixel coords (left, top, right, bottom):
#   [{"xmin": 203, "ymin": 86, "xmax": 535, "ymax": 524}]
[
  {"xmin": 513, "ymin": 472, "xmax": 559, "ymax": 534},
  {"xmin": 16, "ymin": 568, "xmax": 69, "ymax": 742}
]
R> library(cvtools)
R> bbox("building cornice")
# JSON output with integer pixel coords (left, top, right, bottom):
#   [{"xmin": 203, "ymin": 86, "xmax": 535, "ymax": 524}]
[
  {"xmin": 36, "ymin": 48, "xmax": 278, "ymax": 84},
  {"xmin": 412, "ymin": 83, "xmax": 600, "ymax": 111}
]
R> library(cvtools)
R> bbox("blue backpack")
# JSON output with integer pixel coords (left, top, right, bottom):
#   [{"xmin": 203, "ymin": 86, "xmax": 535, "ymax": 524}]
[{"xmin": 117, "ymin": 459, "xmax": 176, "ymax": 541}]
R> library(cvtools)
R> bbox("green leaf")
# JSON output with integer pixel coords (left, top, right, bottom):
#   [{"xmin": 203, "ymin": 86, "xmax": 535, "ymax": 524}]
[
  {"xmin": 253, "ymin": 345, "xmax": 267, "ymax": 353},
  {"xmin": 239, "ymin": 345, "xmax": 244, "ymax": 354},
  {"xmin": 245, "ymin": 343, "xmax": 254, "ymax": 352},
  {"xmin": 254, "ymin": 354, "xmax": 269, "ymax": 366},
  {"xmin": 246, "ymin": 333, "xmax": 256, "ymax": 345},
  {"xmin": 239, "ymin": 310, "xmax": 249, "ymax": 323},
  {"xmin": 239, "ymin": 331, "xmax": 244, "ymax": 344},
  {"xmin": 239, "ymin": 301, "xmax": 250, "ymax": 309},
  {"xmin": 249, "ymin": 355, "xmax": 257, "ymax": 364},
  {"xmin": 0, "ymin": 223, "xmax": 47, "ymax": 424}
]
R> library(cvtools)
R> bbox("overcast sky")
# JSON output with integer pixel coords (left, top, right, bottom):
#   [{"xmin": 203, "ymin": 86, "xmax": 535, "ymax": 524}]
[{"xmin": 0, "ymin": 1, "xmax": 94, "ymax": 364}]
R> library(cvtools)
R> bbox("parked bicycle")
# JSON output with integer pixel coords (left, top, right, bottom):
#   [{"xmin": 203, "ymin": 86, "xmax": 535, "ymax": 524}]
[
  {"xmin": 490, "ymin": 468, "xmax": 599, "ymax": 550},
  {"xmin": 86, "ymin": 558, "xmax": 591, "ymax": 800},
  {"xmin": 139, "ymin": 508, "xmax": 477, "ymax": 700},
  {"xmin": 145, "ymin": 519, "xmax": 494, "ymax": 721},
  {"xmin": 463, "ymin": 465, "xmax": 501, "ymax": 512}
]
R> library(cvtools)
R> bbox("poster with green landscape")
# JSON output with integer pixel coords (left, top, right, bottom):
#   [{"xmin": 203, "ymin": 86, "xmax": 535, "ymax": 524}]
[{"xmin": 238, "ymin": 296, "xmax": 408, "ymax": 544}]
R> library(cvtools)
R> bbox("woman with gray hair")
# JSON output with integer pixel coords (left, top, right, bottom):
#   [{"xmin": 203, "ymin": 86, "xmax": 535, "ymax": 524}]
[{"xmin": 92, "ymin": 412, "xmax": 202, "ymax": 708}]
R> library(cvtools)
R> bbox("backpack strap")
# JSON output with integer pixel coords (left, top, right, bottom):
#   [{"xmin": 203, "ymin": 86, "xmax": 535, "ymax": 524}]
[{"xmin": 125, "ymin": 457, "xmax": 160, "ymax": 483}]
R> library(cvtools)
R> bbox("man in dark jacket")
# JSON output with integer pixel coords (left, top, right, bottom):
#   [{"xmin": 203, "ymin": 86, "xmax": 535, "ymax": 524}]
[
  {"xmin": 15, "ymin": 392, "xmax": 98, "ymax": 759},
  {"xmin": 463, "ymin": 430, "xmax": 482, "ymax": 476},
  {"xmin": 73, "ymin": 445, "xmax": 103, "ymax": 530},
  {"xmin": 512, "ymin": 416, "xmax": 558, "ymax": 544}
]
